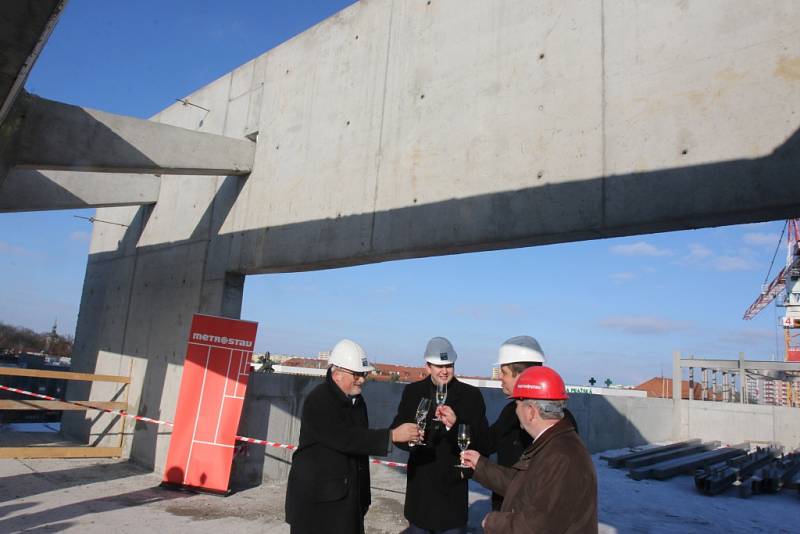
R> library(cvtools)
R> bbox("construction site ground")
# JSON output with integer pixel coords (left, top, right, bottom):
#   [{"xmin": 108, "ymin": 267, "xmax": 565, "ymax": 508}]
[{"xmin": 0, "ymin": 441, "xmax": 797, "ymax": 533}]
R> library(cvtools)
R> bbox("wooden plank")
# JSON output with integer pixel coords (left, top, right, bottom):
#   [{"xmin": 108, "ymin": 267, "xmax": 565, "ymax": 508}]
[
  {"xmin": 0, "ymin": 447, "xmax": 123, "ymax": 459},
  {"xmin": 0, "ymin": 400, "xmax": 127, "ymax": 411},
  {"xmin": 0, "ymin": 367, "xmax": 130, "ymax": 383}
]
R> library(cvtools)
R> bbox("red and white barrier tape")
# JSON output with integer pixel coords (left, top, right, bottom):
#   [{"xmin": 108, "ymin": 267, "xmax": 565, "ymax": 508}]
[
  {"xmin": 0, "ymin": 383, "xmax": 407, "ymax": 468},
  {"xmin": 0, "ymin": 384, "xmax": 174, "ymax": 427}
]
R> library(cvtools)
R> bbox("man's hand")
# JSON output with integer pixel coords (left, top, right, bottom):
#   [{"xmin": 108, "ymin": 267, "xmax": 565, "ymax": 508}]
[
  {"xmin": 460, "ymin": 449, "xmax": 481, "ymax": 470},
  {"xmin": 391, "ymin": 423, "xmax": 422, "ymax": 443},
  {"xmin": 435, "ymin": 404, "xmax": 457, "ymax": 428},
  {"xmin": 482, "ymin": 514, "xmax": 488, "ymax": 529}
]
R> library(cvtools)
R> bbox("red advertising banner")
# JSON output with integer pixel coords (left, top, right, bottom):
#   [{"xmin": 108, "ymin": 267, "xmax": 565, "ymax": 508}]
[{"xmin": 162, "ymin": 313, "xmax": 258, "ymax": 494}]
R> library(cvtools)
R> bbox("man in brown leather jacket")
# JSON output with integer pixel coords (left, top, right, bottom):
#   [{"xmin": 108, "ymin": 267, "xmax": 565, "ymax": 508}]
[{"xmin": 461, "ymin": 366, "xmax": 597, "ymax": 533}]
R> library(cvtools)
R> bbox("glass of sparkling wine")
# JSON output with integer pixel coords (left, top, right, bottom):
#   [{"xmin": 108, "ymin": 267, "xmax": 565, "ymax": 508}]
[
  {"xmin": 412, "ymin": 397, "xmax": 430, "ymax": 446},
  {"xmin": 434, "ymin": 381, "xmax": 447, "ymax": 421},
  {"xmin": 456, "ymin": 424, "xmax": 471, "ymax": 467}
]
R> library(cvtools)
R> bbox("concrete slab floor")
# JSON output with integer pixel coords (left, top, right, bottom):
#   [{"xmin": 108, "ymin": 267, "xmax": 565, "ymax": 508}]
[
  {"xmin": 1, "ymin": 454, "xmax": 798, "ymax": 533},
  {"xmin": 0, "ymin": 458, "xmax": 489, "ymax": 533}
]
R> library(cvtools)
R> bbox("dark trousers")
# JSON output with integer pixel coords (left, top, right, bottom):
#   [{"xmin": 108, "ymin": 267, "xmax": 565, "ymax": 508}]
[{"xmin": 404, "ymin": 524, "xmax": 467, "ymax": 534}]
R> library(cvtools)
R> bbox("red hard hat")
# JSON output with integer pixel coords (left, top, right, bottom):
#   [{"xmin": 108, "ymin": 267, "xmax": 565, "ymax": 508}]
[{"xmin": 511, "ymin": 366, "xmax": 569, "ymax": 400}]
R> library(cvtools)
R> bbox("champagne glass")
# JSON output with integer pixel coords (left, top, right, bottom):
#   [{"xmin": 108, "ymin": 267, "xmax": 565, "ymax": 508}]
[
  {"xmin": 455, "ymin": 424, "xmax": 471, "ymax": 467},
  {"xmin": 413, "ymin": 397, "xmax": 430, "ymax": 446},
  {"xmin": 433, "ymin": 381, "xmax": 447, "ymax": 421}
]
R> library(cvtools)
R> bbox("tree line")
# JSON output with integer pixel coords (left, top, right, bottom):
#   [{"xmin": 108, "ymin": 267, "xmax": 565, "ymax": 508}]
[{"xmin": 0, "ymin": 322, "xmax": 73, "ymax": 356}]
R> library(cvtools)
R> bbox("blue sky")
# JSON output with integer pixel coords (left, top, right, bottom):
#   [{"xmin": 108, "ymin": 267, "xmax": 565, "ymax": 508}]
[{"xmin": 0, "ymin": 1, "xmax": 788, "ymax": 385}]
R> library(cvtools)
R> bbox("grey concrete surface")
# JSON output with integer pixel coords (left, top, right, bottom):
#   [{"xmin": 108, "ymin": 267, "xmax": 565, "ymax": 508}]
[
  {"xmin": 3, "ymin": 451, "xmax": 799, "ymax": 533},
  {"xmin": 679, "ymin": 400, "xmax": 800, "ymax": 447},
  {"xmin": 58, "ymin": 0, "xmax": 800, "ymax": 472},
  {"xmin": 0, "ymin": 456, "xmax": 486, "ymax": 534}
]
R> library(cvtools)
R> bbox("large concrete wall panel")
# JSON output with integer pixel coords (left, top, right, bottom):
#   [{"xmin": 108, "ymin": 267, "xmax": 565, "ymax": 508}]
[
  {"xmin": 229, "ymin": 1, "xmax": 390, "ymax": 272},
  {"xmin": 603, "ymin": 0, "xmax": 800, "ymax": 231},
  {"xmin": 371, "ymin": 1, "xmax": 604, "ymax": 255},
  {"xmin": 682, "ymin": 400, "xmax": 800, "ymax": 447},
  {"xmin": 63, "ymin": 206, "xmax": 147, "ymax": 443}
]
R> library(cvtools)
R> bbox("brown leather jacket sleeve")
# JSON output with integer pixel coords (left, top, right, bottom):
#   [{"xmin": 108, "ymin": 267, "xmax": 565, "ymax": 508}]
[{"xmin": 472, "ymin": 455, "xmax": 517, "ymax": 498}]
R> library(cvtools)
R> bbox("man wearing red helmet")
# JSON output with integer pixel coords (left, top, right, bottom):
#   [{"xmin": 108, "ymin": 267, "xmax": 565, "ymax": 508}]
[{"xmin": 461, "ymin": 366, "xmax": 597, "ymax": 534}]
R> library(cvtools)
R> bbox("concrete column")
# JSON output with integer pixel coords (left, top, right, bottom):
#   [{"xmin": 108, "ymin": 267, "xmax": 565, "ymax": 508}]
[
  {"xmin": 672, "ymin": 351, "xmax": 682, "ymax": 440},
  {"xmin": 739, "ymin": 352, "xmax": 747, "ymax": 404},
  {"xmin": 712, "ymin": 370, "xmax": 718, "ymax": 401}
]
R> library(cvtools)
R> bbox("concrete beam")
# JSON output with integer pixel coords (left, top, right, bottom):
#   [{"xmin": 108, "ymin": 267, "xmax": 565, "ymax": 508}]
[
  {"xmin": 680, "ymin": 358, "xmax": 800, "ymax": 372},
  {"xmin": 9, "ymin": 93, "xmax": 255, "ymax": 176},
  {"xmin": 0, "ymin": 168, "xmax": 160, "ymax": 212}
]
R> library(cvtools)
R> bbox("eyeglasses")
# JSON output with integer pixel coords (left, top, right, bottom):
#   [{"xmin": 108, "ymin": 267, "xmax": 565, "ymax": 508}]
[{"xmin": 338, "ymin": 368, "xmax": 369, "ymax": 379}]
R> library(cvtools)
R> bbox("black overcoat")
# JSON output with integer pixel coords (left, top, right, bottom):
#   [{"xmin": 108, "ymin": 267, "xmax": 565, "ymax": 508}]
[
  {"xmin": 486, "ymin": 402, "xmax": 578, "ymax": 510},
  {"xmin": 390, "ymin": 377, "xmax": 489, "ymax": 531},
  {"xmin": 285, "ymin": 371, "xmax": 391, "ymax": 534}
]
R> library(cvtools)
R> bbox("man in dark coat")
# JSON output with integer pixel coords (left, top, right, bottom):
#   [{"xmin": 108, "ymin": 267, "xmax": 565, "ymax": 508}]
[
  {"xmin": 285, "ymin": 339, "xmax": 420, "ymax": 534},
  {"xmin": 462, "ymin": 366, "xmax": 598, "ymax": 534},
  {"xmin": 486, "ymin": 336, "xmax": 578, "ymax": 510},
  {"xmin": 390, "ymin": 337, "xmax": 489, "ymax": 534}
]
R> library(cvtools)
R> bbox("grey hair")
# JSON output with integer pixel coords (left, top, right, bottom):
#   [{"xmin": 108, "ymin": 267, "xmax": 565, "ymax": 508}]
[{"xmin": 524, "ymin": 399, "xmax": 566, "ymax": 420}]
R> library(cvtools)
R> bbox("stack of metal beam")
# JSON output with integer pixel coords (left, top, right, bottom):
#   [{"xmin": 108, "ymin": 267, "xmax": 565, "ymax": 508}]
[
  {"xmin": 738, "ymin": 451, "xmax": 800, "ymax": 498},
  {"xmin": 603, "ymin": 440, "xmax": 750, "ymax": 481},
  {"xmin": 694, "ymin": 446, "xmax": 777, "ymax": 495}
]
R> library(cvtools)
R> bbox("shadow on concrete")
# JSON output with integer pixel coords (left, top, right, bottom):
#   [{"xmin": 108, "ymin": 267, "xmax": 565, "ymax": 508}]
[
  {"xmin": 0, "ymin": 485, "xmax": 188, "ymax": 533},
  {"xmin": 0, "ymin": 501, "xmax": 36, "ymax": 519},
  {"xmin": 221, "ymin": 126, "xmax": 800, "ymax": 275},
  {"xmin": 0, "ymin": 461, "xmax": 148, "ymax": 504}
]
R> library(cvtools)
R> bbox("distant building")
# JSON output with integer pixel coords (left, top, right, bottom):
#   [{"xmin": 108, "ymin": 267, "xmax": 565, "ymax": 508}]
[
  {"xmin": 746, "ymin": 378, "xmax": 799, "ymax": 406},
  {"xmin": 491, "ymin": 366, "xmax": 500, "ymax": 379},
  {"xmin": 634, "ymin": 377, "xmax": 703, "ymax": 399}
]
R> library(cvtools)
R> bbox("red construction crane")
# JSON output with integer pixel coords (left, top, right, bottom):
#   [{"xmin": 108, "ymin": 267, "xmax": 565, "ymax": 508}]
[{"xmin": 743, "ymin": 219, "xmax": 800, "ymax": 362}]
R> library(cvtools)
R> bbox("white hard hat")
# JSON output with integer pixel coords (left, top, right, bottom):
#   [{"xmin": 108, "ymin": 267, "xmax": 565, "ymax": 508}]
[
  {"xmin": 424, "ymin": 336, "xmax": 457, "ymax": 365},
  {"xmin": 329, "ymin": 339, "xmax": 374, "ymax": 372},
  {"xmin": 497, "ymin": 335, "xmax": 546, "ymax": 365}
]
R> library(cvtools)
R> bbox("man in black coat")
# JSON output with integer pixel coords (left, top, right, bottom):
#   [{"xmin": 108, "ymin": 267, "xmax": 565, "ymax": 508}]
[
  {"xmin": 390, "ymin": 337, "xmax": 489, "ymax": 534},
  {"xmin": 485, "ymin": 336, "xmax": 578, "ymax": 511},
  {"xmin": 285, "ymin": 339, "xmax": 420, "ymax": 534}
]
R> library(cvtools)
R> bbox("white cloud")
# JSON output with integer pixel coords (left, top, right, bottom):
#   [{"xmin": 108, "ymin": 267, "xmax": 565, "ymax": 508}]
[
  {"xmin": 742, "ymin": 232, "xmax": 780, "ymax": 247},
  {"xmin": 69, "ymin": 231, "xmax": 91, "ymax": 242},
  {"xmin": 686, "ymin": 243, "xmax": 712, "ymax": 260},
  {"xmin": 711, "ymin": 255, "xmax": 759, "ymax": 272},
  {"xmin": 610, "ymin": 272, "xmax": 636, "ymax": 284},
  {"xmin": 676, "ymin": 244, "xmax": 760, "ymax": 272},
  {"xmin": 0, "ymin": 241, "xmax": 37, "ymax": 257},
  {"xmin": 609, "ymin": 241, "xmax": 672, "ymax": 257},
  {"xmin": 598, "ymin": 315, "xmax": 691, "ymax": 335}
]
